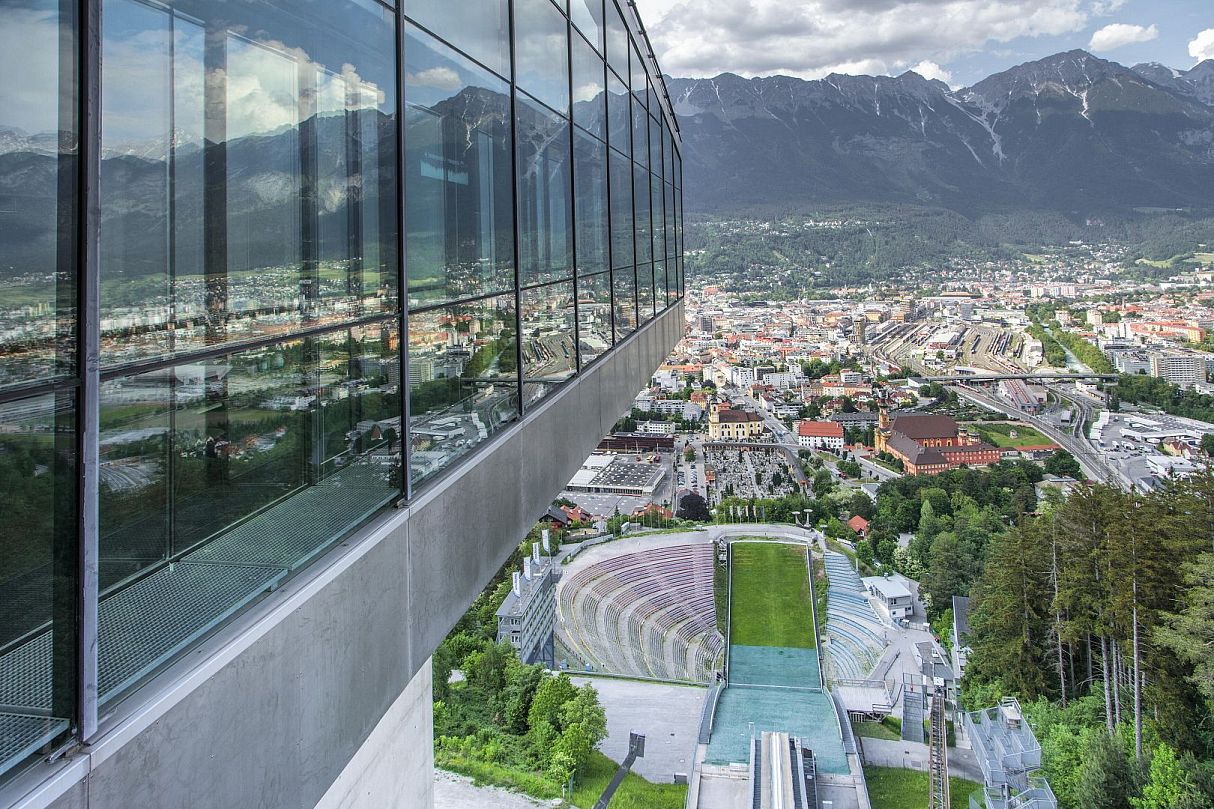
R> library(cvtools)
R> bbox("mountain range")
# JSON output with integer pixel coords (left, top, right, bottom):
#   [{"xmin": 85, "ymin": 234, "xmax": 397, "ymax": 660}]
[{"xmin": 667, "ymin": 50, "xmax": 1214, "ymax": 214}]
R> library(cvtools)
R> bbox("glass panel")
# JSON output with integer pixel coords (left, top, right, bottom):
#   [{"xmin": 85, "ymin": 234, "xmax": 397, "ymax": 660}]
[
  {"xmin": 632, "ymin": 96, "xmax": 648, "ymax": 173},
  {"xmin": 97, "ymin": 322, "xmax": 399, "ymax": 702},
  {"xmin": 570, "ymin": 0, "xmax": 604, "ymax": 53},
  {"xmin": 98, "ymin": 0, "xmax": 398, "ymax": 367},
  {"xmin": 405, "ymin": 0, "xmax": 510, "ymax": 79},
  {"xmin": 577, "ymin": 270, "xmax": 612, "ymax": 365},
  {"xmin": 649, "ymin": 113, "xmax": 662, "ymax": 176},
  {"xmin": 676, "ymin": 189, "xmax": 684, "ymax": 295},
  {"xmin": 606, "ymin": 71, "xmax": 630, "ymax": 160},
  {"xmin": 609, "ymin": 149, "xmax": 633, "ymax": 270},
  {"xmin": 630, "ymin": 43, "xmax": 646, "ymax": 107},
  {"xmin": 612, "ymin": 266, "xmax": 636, "ymax": 341},
  {"xmin": 636, "ymin": 262, "xmax": 654, "ymax": 323},
  {"xmin": 516, "ymin": 96, "xmax": 573, "ymax": 287},
  {"xmin": 408, "ymin": 295, "xmax": 518, "ymax": 487},
  {"xmin": 665, "ymin": 182, "xmax": 676, "ymax": 262},
  {"xmin": 605, "ymin": 0, "xmax": 629, "ymax": 80},
  {"xmin": 663, "ymin": 125, "xmax": 674, "ymax": 182},
  {"xmin": 404, "ymin": 26, "xmax": 515, "ymax": 309},
  {"xmin": 521, "ymin": 281, "xmax": 576, "ymax": 407},
  {"xmin": 571, "ymin": 32, "xmax": 606, "ymax": 139},
  {"xmin": 656, "ymin": 260, "xmax": 669, "ymax": 308},
  {"xmin": 514, "ymin": 0, "xmax": 570, "ymax": 116},
  {"xmin": 633, "ymin": 164, "xmax": 651, "ymax": 264},
  {"xmin": 652, "ymin": 173, "xmax": 666, "ymax": 275},
  {"xmin": 0, "ymin": 0, "xmax": 77, "ymax": 389},
  {"xmin": 0, "ymin": 392, "xmax": 77, "ymax": 776},
  {"xmin": 573, "ymin": 129, "xmax": 609, "ymax": 276}
]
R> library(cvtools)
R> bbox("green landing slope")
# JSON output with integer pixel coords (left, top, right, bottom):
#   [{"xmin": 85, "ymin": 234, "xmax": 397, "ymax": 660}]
[{"xmin": 728, "ymin": 542, "xmax": 815, "ymax": 648}]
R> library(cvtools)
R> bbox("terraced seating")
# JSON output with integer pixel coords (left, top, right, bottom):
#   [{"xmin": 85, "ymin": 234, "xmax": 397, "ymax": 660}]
[
  {"xmin": 555, "ymin": 543, "xmax": 721, "ymax": 682},
  {"xmin": 821, "ymin": 551, "xmax": 887, "ymax": 683}
]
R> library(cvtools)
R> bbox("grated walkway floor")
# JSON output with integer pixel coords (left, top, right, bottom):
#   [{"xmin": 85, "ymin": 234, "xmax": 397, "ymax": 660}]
[{"xmin": 0, "ymin": 459, "xmax": 393, "ymax": 776}]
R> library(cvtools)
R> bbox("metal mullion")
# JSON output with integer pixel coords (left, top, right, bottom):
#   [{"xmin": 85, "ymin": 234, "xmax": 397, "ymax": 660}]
[
  {"xmin": 96, "ymin": 313, "xmax": 401, "ymax": 383},
  {"xmin": 566, "ymin": 9, "xmax": 581, "ymax": 373},
  {"xmin": 78, "ymin": 0, "xmax": 102, "ymax": 744},
  {"xmin": 508, "ymin": 0, "xmax": 524, "ymax": 417},
  {"xmin": 396, "ymin": 4, "xmax": 411, "ymax": 501},
  {"xmin": 0, "ymin": 377, "xmax": 80, "ymax": 406},
  {"xmin": 600, "ymin": 18, "xmax": 616, "ymax": 348},
  {"xmin": 624, "ymin": 40, "xmax": 637, "ymax": 329},
  {"xmin": 409, "ymin": 288, "xmax": 518, "ymax": 316},
  {"xmin": 519, "ymin": 274, "xmax": 575, "ymax": 294}
]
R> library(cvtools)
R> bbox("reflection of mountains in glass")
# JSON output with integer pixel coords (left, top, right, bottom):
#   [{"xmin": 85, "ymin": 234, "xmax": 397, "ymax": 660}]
[{"xmin": 0, "ymin": 110, "xmax": 396, "ymax": 281}]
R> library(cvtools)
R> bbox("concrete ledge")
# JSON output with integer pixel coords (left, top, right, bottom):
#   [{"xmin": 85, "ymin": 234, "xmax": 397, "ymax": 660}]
[{"xmin": 3, "ymin": 302, "xmax": 683, "ymax": 809}]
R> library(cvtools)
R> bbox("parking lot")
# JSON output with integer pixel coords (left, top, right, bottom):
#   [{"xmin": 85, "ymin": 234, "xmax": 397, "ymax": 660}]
[{"xmin": 1095, "ymin": 410, "xmax": 1212, "ymax": 487}]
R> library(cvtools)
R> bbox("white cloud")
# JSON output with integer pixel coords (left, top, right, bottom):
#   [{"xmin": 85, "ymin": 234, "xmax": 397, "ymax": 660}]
[
  {"xmin": 407, "ymin": 67, "xmax": 462, "ymax": 92},
  {"xmin": 639, "ymin": 0, "xmax": 1104, "ymax": 80},
  {"xmin": 1088, "ymin": 0, "xmax": 1127, "ymax": 15},
  {"xmin": 1190, "ymin": 28, "xmax": 1214, "ymax": 63},
  {"xmin": 910, "ymin": 60, "xmax": 954, "ymax": 86},
  {"xmin": 1088, "ymin": 23, "xmax": 1158, "ymax": 52}
]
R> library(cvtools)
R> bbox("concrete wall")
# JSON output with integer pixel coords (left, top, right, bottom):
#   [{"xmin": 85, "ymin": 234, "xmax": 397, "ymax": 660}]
[{"xmin": 8, "ymin": 302, "xmax": 684, "ymax": 809}]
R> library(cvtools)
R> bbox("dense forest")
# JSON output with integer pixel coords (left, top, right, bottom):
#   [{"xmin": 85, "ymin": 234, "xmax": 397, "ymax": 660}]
[
  {"xmin": 966, "ymin": 477, "xmax": 1214, "ymax": 808},
  {"xmin": 1113, "ymin": 375, "xmax": 1214, "ymax": 424},
  {"xmin": 850, "ymin": 465, "xmax": 1214, "ymax": 807}
]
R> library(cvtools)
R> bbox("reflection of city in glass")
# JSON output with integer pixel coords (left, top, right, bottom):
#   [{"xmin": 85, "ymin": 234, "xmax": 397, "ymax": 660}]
[{"xmin": 0, "ymin": 0, "xmax": 682, "ymax": 781}]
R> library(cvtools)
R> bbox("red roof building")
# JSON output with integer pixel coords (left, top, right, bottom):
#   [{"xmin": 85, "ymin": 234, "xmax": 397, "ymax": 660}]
[{"xmin": 796, "ymin": 420, "xmax": 844, "ymax": 450}]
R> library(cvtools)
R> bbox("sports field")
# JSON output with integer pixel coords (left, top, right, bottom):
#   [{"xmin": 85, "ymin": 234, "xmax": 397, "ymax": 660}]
[
  {"xmin": 728, "ymin": 542, "xmax": 814, "ymax": 648},
  {"xmin": 969, "ymin": 421, "xmax": 1053, "ymax": 449}
]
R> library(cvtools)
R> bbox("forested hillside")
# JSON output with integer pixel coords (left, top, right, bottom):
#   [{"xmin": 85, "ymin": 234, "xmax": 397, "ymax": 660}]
[
  {"xmin": 684, "ymin": 206, "xmax": 1214, "ymax": 291},
  {"xmin": 853, "ymin": 468, "xmax": 1214, "ymax": 807}
]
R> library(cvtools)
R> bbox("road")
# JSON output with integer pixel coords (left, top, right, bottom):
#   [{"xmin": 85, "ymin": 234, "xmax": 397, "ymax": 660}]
[{"xmin": 950, "ymin": 384, "xmax": 1124, "ymax": 487}]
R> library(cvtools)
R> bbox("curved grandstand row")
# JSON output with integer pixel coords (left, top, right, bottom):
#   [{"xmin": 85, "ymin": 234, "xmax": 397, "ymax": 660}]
[
  {"xmin": 556, "ymin": 542, "xmax": 724, "ymax": 682},
  {"xmin": 823, "ymin": 552, "xmax": 887, "ymax": 681}
]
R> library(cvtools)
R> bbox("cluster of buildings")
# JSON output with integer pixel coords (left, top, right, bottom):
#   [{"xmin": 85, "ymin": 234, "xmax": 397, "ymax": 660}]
[{"xmin": 874, "ymin": 411, "xmax": 1002, "ymax": 476}]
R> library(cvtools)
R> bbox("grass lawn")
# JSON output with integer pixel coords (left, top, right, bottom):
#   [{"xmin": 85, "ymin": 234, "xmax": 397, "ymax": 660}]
[
  {"xmin": 1194, "ymin": 252, "xmax": 1214, "ymax": 263},
  {"xmin": 853, "ymin": 718, "xmax": 901, "ymax": 741},
  {"xmin": 730, "ymin": 541, "xmax": 814, "ymax": 648},
  {"xmin": 864, "ymin": 766, "xmax": 980, "ymax": 809},
  {"xmin": 968, "ymin": 421, "xmax": 1053, "ymax": 449},
  {"xmin": 572, "ymin": 751, "xmax": 687, "ymax": 809}
]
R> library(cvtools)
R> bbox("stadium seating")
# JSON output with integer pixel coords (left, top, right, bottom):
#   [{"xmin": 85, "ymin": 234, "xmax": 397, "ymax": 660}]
[
  {"xmin": 822, "ymin": 552, "xmax": 886, "ymax": 682},
  {"xmin": 556, "ymin": 543, "xmax": 723, "ymax": 682}
]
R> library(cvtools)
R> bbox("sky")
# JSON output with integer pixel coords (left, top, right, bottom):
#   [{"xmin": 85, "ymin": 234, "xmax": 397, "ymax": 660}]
[{"xmin": 635, "ymin": 0, "xmax": 1214, "ymax": 88}]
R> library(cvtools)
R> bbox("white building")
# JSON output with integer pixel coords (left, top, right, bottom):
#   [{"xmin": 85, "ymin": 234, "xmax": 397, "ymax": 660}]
[
  {"xmin": 796, "ymin": 420, "xmax": 844, "ymax": 450},
  {"xmin": 1150, "ymin": 352, "xmax": 1208, "ymax": 390},
  {"xmin": 862, "ymin": 576, "xmax": 913, "ymax": 620},
  {"xmin": 637, "ymin": 420, "xmax": 676, "ymax": 435},
  {"xmin": 496, "ymin": 543, "xmax": 556, "ymax": 665}
]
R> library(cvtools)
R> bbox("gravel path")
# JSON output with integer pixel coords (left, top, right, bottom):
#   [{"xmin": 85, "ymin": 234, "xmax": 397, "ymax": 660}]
[{"xmin": 433, "ymin": 770, "xmax": 561, "ymax": 809}]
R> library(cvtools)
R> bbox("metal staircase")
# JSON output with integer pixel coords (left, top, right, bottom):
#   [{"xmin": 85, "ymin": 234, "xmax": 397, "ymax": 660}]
[
  {"xmin": 901, "ymin": 686, "xmax": 926, "ymax": 743},
  {"xmin": 928, "ymin": 686, "xmax": 950, "ymax": 809}
]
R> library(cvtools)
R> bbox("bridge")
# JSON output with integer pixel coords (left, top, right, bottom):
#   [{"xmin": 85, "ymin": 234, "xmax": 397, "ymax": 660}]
[{"xmin": 921, "ymin": 372, "xmax": 1117, "ymax": 383}]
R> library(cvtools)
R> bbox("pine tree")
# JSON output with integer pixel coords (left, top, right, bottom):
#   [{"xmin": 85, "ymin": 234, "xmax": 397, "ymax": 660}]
[
  {"xmin": 1078, "ymin": 733, "xmax": 1138, "ymax": 809},
  {"xmin": 968, "ymin": 523, "xmax": 1053, "ymax": 698}
]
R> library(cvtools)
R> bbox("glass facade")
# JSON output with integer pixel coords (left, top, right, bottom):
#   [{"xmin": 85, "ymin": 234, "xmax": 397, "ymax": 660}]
[{"xmin": 0, "ymin": 0, "xmax": 682, "ymax": 780}]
